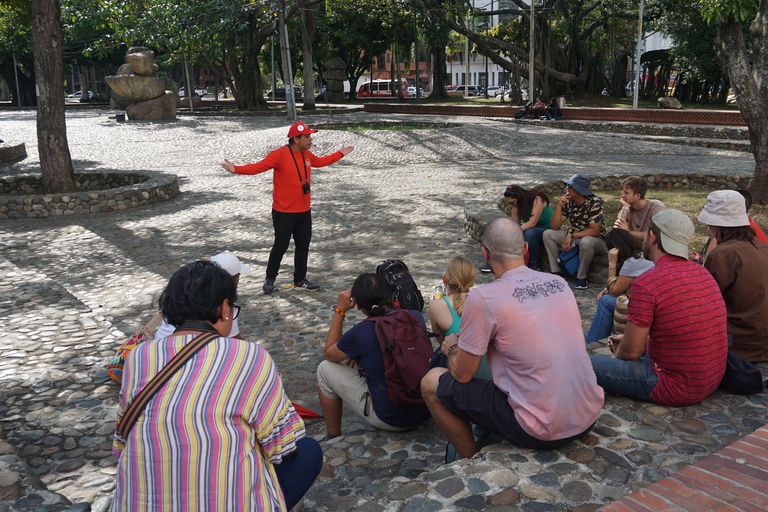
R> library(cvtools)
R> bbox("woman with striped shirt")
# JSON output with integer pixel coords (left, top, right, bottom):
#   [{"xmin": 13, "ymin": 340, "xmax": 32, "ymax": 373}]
[{"xmin": 112, "ymin": 261, "xmax": 321, "ymax": 511}]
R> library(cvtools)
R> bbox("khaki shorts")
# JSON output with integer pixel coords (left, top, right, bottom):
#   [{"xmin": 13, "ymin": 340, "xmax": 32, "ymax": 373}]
[{"xmin": 316, "ymin": 360, "xmax": 412, "ymax": 432}]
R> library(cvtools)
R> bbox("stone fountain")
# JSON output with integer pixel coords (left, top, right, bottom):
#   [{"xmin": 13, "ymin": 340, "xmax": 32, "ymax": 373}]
[{"xmin": 106, "ymin": 47, "xmax": 177, "ymax": 120}]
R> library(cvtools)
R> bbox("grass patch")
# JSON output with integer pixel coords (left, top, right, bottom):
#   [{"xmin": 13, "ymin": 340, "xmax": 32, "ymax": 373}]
[{"xmin": 594, "ymin": 188, "xmax": 768, "ymax": 252}]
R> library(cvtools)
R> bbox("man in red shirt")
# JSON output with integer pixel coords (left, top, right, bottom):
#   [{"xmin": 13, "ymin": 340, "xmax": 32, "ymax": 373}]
[
  {"xmin": 222, "ymin": 122, "xmax": 353, "ymax": 293},
  {"xmin": 590, "ymin": 209, "xmax": 728, "ymax": 406}
]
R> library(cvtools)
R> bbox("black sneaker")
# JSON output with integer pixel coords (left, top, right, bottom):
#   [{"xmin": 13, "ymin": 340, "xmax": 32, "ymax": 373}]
[
  {"xmin": 479, "ymin": 264, "xmax": 492, "ymax": 273},
  {"xmin": 294, "ymin": 279, "xmax": 321, "ymax": 291},
  {"xmin": 263, "ymin": 278, "xmax": 275, "ymax": 294},
  {"xmin": 575, "ymin": 278, "xmax": 588, "ymax": 290}
]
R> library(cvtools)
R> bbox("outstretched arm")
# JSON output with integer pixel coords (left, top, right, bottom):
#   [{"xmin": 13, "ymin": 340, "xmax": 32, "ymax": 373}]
[{"xmin": 221, "ymin": 158, "xmax": 236, "ymax": 174}]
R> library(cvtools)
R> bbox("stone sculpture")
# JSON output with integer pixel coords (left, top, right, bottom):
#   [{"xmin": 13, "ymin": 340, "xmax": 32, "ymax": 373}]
[
  {"xmin": 322, "ymin": 57, "xmax": 348, "ymax": 103},
  {"xmin": 106, "ymin": 47, "xmax": 177, "ymax": 120}
]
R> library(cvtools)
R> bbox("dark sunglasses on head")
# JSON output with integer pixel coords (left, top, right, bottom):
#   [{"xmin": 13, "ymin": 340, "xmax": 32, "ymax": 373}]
[{"xmin": 503, "ymin": 186, "xmax": 517, "ymax": 199}]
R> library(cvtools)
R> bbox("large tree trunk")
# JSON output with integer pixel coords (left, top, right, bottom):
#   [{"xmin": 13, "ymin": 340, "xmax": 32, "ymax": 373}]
[
  {"xmin": 430, "ymin": 45, "xmax": 448, "ymax": 98},
  {"xmin": 31, "ymin": 0, "xmax": 76, "ymax": 195},
  {"xmin": 718, "ymin": 4, "xmax": 768, "ymax": 204},
  {"xmin": 301, "ymin": 3, "xmax": 316, "ymax": 111}
]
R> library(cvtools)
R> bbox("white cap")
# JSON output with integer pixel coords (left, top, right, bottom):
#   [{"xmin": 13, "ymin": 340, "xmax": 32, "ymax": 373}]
[{"xmin": 211, "ymin": 253, "xmax": 251, "ymax": 276}]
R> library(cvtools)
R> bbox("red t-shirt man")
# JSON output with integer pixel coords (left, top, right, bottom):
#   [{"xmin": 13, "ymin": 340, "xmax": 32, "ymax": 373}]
[{"xmin": 222, "ymin": 122, "xmax": 353, "ymax": 293}]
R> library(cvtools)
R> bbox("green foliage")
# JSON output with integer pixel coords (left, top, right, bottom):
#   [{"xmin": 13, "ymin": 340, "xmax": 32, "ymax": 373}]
[{"xmin": 700, "ymin": 0, "xmax": 758, "ymax": 23}]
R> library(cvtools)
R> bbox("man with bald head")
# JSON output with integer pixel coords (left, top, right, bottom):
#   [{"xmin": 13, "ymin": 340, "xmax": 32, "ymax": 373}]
[{"xmin": 421, "ymin": 217, "xmax": 604, "ymax": 459}]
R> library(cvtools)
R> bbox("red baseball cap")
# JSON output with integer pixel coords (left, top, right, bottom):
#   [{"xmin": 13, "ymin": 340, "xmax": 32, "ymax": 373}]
[{"xmin": 287, "ymin": 122, "xmax": 318, "ymax": 138}]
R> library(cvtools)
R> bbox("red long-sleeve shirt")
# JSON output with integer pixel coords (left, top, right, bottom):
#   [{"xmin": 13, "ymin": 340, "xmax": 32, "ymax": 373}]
[{"xmin": 234, "ymin": 145, "xmax": 344, "ymax": 213}]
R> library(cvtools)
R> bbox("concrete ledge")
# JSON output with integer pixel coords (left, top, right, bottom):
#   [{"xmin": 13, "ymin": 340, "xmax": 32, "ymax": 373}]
[
  {"xmin": 0, "ymin": 170, "xmax": 179, "ymax": 220},
  {"xmin": 363, "ymin": 103, "xmax": 746, "ymax": 126},
  {"xmin": 0, "ymin": 141, "xmax": 27, "ymax": 165}
]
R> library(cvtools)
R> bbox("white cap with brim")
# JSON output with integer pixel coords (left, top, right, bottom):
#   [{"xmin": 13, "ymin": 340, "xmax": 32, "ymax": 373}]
[
  {"xmin": 653, "ymin": 209, "xmax": 694, "ymax": 260},
  {"xmin": 697, "ymin": 190, "xmax": 750, "ymax": 227},
  {"xmin": 211, "ymin": 253, "xmax": 252, "ymax": 276}
]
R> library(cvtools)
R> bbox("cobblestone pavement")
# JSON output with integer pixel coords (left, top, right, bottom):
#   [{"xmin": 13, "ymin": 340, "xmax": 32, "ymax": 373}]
[{"xmin": 0, "ymin": 110, "xmax": 765, "ymax": 512}]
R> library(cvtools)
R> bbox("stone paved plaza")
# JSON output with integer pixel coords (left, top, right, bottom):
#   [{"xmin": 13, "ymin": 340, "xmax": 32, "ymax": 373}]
[{"xmin": 0, "ymin": 109, "xmax": 766, "ymax": 512}]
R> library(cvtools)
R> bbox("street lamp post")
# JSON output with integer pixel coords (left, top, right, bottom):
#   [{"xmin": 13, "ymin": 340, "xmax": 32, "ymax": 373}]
[
  {"xmin": 414, "ymin": 8, "xmax": 419, "ymax": 104},
  {"xmin": 633, "ymin": 0, "xmax": 645, "ymax": 109},
  {"xmin": 529, "ymin": 0, "xmax": 534, "ymax": 102}
]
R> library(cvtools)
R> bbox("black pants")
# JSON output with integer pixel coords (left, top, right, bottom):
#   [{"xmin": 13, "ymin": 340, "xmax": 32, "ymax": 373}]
[{"xmin": 266, "ymin": 209, "xmax": 312, "ymax": 283}]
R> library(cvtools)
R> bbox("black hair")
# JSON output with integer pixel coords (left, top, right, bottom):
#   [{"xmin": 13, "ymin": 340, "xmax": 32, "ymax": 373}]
[
  {"xmin": 737, "ymin": 189, "xmax": 753, "ymax": 212},
  {"xmin": 606, "ymin": 228, "xmax": 643, "ymax": 270},
  {"xmin": 159, "ymin": 260, "xmax": 237, "ymax": 326},
  {"xmin": 351, "ymin": 273, "xmax": 391, "ymax": 317},
  {"xmin": 504, "ymin": 185, "xmax": 550, "ymax": 220}
]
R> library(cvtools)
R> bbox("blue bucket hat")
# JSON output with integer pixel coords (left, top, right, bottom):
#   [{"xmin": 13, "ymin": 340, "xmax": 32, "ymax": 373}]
[{"xmin": 562, "ymin": 174, "xmax": 594, "ymax": 197}]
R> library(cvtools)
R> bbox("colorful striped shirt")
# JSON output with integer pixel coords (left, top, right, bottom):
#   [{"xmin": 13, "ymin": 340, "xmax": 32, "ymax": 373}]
[
  {"xmin": 627, "ymin": 255, "xmax": 728, "ymax": 406},
  {"xmin": 112, "ymin": 335, "xmax": 305, "ymax": 512}
]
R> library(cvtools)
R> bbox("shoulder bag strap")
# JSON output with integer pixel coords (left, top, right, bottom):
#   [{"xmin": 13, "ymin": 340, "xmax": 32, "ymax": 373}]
[{"xmin": 116, "ymin": 332, "xmax": 219, "ymax": 440}]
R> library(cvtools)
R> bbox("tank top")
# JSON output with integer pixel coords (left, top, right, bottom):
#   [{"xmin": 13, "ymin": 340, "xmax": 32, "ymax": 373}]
[
  {"xmin": 444, "ymin": 296, "xmax": 492, "ymax": 381},
  {"xmin": 522, "ymin": 202, "xmax": 553, "ymax": 229}
]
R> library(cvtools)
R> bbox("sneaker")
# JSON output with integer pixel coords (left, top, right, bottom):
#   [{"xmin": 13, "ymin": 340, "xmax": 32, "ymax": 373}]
[
  {"xmin": 479, "ymin": 264, "xmax": 492, "ymax": 273},
  {"xmin": 294, "ymin": 279, "xmax": 321, "ymax": 291},
  {"xmin": 263, "ymin": 278, "xmax": 275, "ymax": 294},
  {"xmin": 575, "ymin": 278, "xmax": 588, "ymax": 289}
]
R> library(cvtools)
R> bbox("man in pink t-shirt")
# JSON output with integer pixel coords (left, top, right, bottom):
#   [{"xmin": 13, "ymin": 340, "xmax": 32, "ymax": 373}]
[{"xmin": 421, "ymin": 218, "xmax": 604, "ymax": 460}]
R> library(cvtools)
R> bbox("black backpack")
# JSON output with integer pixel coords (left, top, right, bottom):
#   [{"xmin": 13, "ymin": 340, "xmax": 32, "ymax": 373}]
[
  {"xmin": 376, "ymin": 259, "xmax": 424, "ymax": 312},
  {"xmin": 720, "ymin": 351, "xmax": 766, "ymax": 395}
]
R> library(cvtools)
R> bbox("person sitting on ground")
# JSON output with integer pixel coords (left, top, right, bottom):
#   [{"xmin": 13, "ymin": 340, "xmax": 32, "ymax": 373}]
[
  {"xmin": 429, "ymin": 255, "xmax": 476, "ymax": 344},
  {"xmin": 317, "ymin": 273, "xmax": 431, "ymax": 439},
  {"xmin": 542, "ymin": 174, "xmax": 607, "ymax": 289},
  {"xmin": 480, "ymin": 185, "xmax": 553, "ymax": 274},
  {"xmin": 613, "ymin": 176, "xmax": 666, "ymax": 242},
  {"xmin": 113, "ymin": 261, "xmax": 321, "ymax": 512},
  {"xmin": 584, "ymin": 229, "xmax": 654, "ymax": 345},
  {"xmin": 154, "ymin": 252, "xmax": 250, "ymax": 339},
  {"xmin": 698, "ymin": 190, "xmax": 768, "ymax": 363},
  {"xmin": 590, "ymin": 209, "xmax": 728, "ymax": 406},
  {"xmin": 532, "ymin": 97, "xmax": 547, "ymax": 117},
  {"xmin": 421, "ymin": 217, "xmax": 604, "ymax": 460},
  {"xmin": 547, "ymin": 97, "xmax": 562, "ymax": 120}
]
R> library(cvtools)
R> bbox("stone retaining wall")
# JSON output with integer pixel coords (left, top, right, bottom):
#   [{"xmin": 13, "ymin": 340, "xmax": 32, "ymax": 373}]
[
  {"xmin": 0, "ymin": 142, "xmax": 27, "ymax": 165},
  {"xmin": 0, "ymin": 171, "xmax": 179, "ymax": 220},
  {"xmin": 364, "ymin": 103, "xmax": 747, "ymax": 126},
  {"xmin": 464, "ymin": 173, "xmax": 748, "ymax": 284}
]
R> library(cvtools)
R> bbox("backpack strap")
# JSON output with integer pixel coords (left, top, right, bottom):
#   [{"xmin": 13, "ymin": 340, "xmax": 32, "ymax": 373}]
[{"xmin": 116, "ymin": 332, "xmax": 219, "ymax": 440}]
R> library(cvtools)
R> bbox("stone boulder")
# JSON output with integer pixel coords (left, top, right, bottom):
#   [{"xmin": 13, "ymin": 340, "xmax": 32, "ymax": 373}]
[
  {"xmin": 159, "ymin": 76, "xmax": 180, "ymax": 103},
  {"xmin": 658, "ymin": 97, "xmax": 683, "ymax": 109},
  {"xmin": 178, "ymin": 95, "xmax": 202, "ymax": 109},
  {"xmin": 125, "ymin": 47, "xmax": 157, "ymax": 76},
  {"xmin": 105, "ymin": 74, "xmax": 165, "ymax": 102},
  {"xmin": 117, "ymin": 63, "xmax": 133, "ymax": 75},
  {"xmin": 126, "ymin": 91, "xmax": 177, "ymax": 120},
  {"xmin": 110, "ymin": 91, "xmax": 134, "ymax": 110}
]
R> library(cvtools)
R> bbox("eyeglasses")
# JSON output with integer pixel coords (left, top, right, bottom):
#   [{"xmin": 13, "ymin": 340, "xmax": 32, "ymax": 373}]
[
  {"xmin": 231, "ymin": 303, "xmax": 241, "ymax": 319},
  {"xmin": 482, "ymin": 244, "xmax": 491, "ymax": 256},
  {"xmin": 565, "ymin": 184, "xmax": 572, "ymax": 191}
]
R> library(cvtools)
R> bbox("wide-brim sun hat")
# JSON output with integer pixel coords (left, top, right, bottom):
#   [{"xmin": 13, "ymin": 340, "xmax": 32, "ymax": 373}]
[
  {"xmin": 652, "ymin": 209, "xmax": 694, "ymax": 260},
  {"xmin": 562, "ymin": 174, "xmax": 594, "ymax": 197},
  {"xmin": 287, "ymin": 122, "xmax": 318, "ymax": 138},
  {"xmin": 211, "ymin": 253, "xmax": 252, "ymax": 276},
  {"xmin": 697, "ymin": 190, "xmax": 750, "ymax": 227}
]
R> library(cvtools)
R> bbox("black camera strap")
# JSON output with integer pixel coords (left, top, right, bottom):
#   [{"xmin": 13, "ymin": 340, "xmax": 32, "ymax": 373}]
[{"xmin": 288, "ymin": 147, "xmax": 308, "ymax": 185}]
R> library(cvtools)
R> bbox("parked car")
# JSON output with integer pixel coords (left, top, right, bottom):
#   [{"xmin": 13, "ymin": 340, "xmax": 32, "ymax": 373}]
[
  {"xmin": 493, "ymin": 87, "xmax": 508, "ymax": 98},
  {"xmin": 486, "ymin": 86, "xmax": 502, "ymax": 97},
  {"xmin": 407, "ymin": 86, "xmax": 425, "ymax": 97},
  {"xmin": 179, "ymin": 87, "xmax": 208, "ymax": 97},
  {"xmin": 67, "ymin": 90, "xmax": 92, "ymax": 99},
  {"xmin": 459, "ymin": 85, "xmax": 483, "ymax": 96},
  {"xmin": 266, "ymin": 86, "xmax": 303, "ymax": 100}
]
